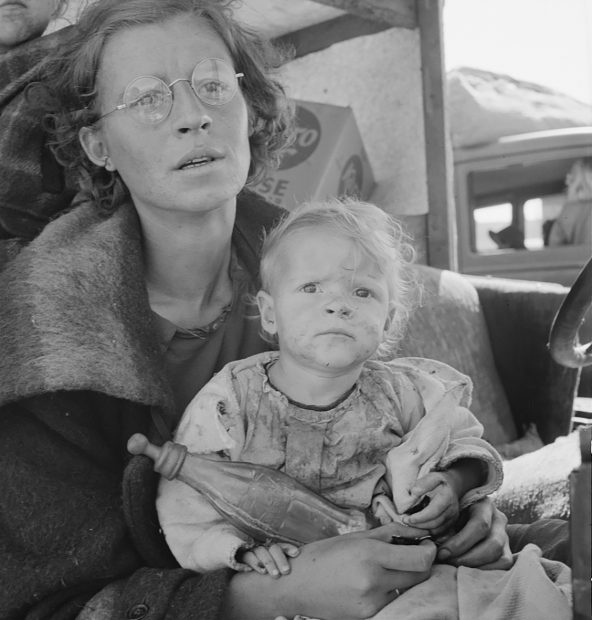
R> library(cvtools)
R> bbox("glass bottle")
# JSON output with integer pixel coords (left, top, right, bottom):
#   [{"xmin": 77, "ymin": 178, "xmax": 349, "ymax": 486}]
[{"xmin": 128, "ymin": 433, "xmax": 369, "ymax": 545}]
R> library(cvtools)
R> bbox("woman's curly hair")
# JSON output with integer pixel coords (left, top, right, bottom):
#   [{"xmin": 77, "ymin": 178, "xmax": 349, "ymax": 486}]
[{"xmin": 43, "ymin": 0, "xmax": 295, "ymax": 213}]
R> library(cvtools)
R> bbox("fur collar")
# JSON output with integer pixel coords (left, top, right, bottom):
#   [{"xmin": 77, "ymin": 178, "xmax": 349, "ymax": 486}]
[{"xmin": 0, "ymin": 191, "xmax": 280, "ymax": 410}]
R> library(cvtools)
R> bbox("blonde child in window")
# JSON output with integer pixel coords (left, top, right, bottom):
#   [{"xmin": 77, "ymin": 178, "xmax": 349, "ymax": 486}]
[{"xmin": 157, "ymin": 197, "xmax": 504, "ymax": 576}]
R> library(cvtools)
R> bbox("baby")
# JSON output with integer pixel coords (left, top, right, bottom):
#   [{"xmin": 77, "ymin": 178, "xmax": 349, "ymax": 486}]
[{"xmin": 157, "ymin": 197, "xmax": 503, "ymax": 576}]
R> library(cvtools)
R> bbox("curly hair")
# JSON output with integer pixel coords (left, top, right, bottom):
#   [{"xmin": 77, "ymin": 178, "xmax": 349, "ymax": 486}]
[
  {"xmin": 43, "ymin": 0, "xmax": 295, "ymax": 213},
  {"xmin": 258, "ymin": 197, "xmax": 420, "ymax": 359}
]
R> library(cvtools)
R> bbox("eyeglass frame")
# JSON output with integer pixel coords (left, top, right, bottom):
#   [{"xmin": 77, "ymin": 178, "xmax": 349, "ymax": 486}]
[{"xmin": 95, "ymin": 57, "xmax": 244, "ymax": 125}]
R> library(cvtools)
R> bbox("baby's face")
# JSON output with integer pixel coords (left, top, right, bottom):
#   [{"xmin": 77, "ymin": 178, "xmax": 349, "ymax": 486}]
[
  {"xmin": 0, "ymin": 0, "xmax": 57, "ymax": 51},
  {"xmin": 260, "ymin": 228, "xmax": 391, "ymax": 375}
]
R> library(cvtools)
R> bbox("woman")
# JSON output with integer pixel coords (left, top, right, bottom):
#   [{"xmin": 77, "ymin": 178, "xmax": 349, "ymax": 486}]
[{"xmin": 0, "ymin": 0, "xmax": 521, "ymax": 617}]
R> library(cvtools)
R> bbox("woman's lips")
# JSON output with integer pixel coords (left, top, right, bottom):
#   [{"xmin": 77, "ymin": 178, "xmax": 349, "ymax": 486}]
[{"xmin": 176, "ymin": 147, "xmax": 224, "ymax": 170}]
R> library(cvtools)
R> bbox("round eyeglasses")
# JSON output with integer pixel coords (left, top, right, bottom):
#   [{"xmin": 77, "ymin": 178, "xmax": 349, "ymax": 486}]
[{"xmin": 97, "ymin": 57, "xmax": 244, "ymax": 125}]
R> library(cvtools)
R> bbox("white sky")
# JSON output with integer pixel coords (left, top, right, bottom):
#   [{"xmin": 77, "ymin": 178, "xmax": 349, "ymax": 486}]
[{"xmin": 443, "ymin": 0, "xmax": 592, "ymax": 104}]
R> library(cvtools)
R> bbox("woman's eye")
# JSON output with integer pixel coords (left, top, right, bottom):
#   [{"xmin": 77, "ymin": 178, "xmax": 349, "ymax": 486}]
[
  {"xmin": 132, "ymin": 91, "xmax": 163, "ymax": 108},
  {"xmin": 198, "ymin": 79, "xmax": 229, "ymax": 101},
  {"xmin": 353, "ymin": 288, "xmax": 372, "ymax": 298},
  {"xmin": 300, "ymin": 283, "xmax": 318, "ymax": 293}
]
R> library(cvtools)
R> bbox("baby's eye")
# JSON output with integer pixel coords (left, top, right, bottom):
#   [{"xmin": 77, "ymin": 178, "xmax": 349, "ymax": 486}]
[
  {"xmin": 300, "ymin": 283, "xmax": 319, "ymax": 293},
  {"xmin": 353, "ymin": 288, "xmax": 372, "ymax": 298}
]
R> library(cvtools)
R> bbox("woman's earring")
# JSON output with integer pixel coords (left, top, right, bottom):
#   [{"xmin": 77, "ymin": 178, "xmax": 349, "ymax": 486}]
[{"xmin": 103, "ymin": 155, "xmax": 114, "ymax": 171}]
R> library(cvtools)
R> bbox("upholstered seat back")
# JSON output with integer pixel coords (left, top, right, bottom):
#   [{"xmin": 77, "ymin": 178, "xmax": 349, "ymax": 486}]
[{"xmin": 398, "ymin": 265, "xmax": 519, "ymax": 447}]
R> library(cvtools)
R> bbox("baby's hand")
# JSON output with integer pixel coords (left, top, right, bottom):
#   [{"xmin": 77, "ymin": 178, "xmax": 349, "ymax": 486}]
[
  {"xmin": 402, "ymin": 471, "xmax": 460, "ymax": 534},
  {"xmin": 240, "ymin": 542, "xmax": 300, "ymax": 578}
]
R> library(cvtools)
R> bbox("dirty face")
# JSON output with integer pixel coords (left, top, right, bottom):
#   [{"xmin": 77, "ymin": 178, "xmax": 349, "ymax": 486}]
[
  {"xmin": 258, "ymin": 228, "xmax": 391, "ymax": 376},
  {"xmin": 0, "ymin": 0, "xmax": 58, "ymax": 50}
]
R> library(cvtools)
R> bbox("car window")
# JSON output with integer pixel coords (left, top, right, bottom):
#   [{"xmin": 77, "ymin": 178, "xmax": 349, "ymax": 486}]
[
  {"xmin": 473, "ymin": 202, "xmax": 512, "ymax": 252},
  {"xmin": 523, "ymin": 193, "xmax": 564, "ymax": 249},
  {"xmin": 468, "ymin": 156, "xmax": 578, "ymax": 254}
]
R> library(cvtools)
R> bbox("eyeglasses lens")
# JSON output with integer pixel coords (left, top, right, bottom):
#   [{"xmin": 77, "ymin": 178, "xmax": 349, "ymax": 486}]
[
  {"xmin": 122, "ymin": 58, "xmax": 239, "ymax": 124},
  {"xmin": 191, "ymin": 58, "xmax": 238, "ymax": 106},
  {"xmin": 124, "ymin": 76, "xmax": 172, "ymax": 124}
]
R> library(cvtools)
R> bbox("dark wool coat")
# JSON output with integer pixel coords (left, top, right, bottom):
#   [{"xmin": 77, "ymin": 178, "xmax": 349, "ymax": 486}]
[{"xmin": 0, "ymin": 190, "xmax": 281, "ymax": 619}]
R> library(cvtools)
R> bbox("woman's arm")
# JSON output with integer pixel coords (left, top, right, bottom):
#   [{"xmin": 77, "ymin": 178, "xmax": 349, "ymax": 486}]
[
  {"xmin": 0, "ymin": 393, "xmax": 233, "ymax": 619},
  {"xmin": 222, "ymin": 524, "xmax": 437, "ymax": 620}
]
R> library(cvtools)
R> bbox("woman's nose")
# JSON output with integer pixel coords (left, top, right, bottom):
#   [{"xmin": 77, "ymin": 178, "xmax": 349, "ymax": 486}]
[{"xmin": 171, "ymin": 80, "xmax": 212, "ymax": 134}]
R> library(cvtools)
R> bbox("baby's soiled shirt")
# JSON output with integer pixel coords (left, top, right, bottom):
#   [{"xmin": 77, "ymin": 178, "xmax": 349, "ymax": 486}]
[
  {"xmin": 176, "ymin": 352, "xmax": 501, "ymax": 509},
  {"xmin": 157, "ymin": 353, "xmax": 504, "ymax": 573}
]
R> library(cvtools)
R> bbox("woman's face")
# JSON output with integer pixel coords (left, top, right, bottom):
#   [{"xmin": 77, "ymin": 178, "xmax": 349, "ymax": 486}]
[{"xmin": 81, "ymin": 14, "xmax": 251, "ymax": 220}]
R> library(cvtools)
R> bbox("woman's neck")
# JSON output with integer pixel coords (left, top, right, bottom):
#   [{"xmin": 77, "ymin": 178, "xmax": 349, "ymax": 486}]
[{"xmin": 139, "ymin": 207, "xmax": 235, "ymax": 328}]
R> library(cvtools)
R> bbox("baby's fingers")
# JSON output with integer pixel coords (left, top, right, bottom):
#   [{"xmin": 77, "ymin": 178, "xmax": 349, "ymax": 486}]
[
  {"xmin": 279, "ymin": 542, "xmax": 301, "ymax": 558},
  {"xmin": 407, "ymin": 504, "xmax": 457, "ymax": 532},
  {"xmin": 268, "ymin": 543, "xmax": 294, "ymax": 575},
  {"xmin": 410, "ymin": 472, "xmax": 445, "ymax": 497},
  {"xmin": 241, "ymin": 549, "xmax": 267, "ymax": 574},
  {"xmin": 242, "ymin": 546, "xmax": 282, "ymax": 577},
  {"xmin": 252, "ymin": 546, "xmax": 283, "ymax": 578},
  {"xmin": 404, "ymin": 493, "xmax": 458, "ymax": 531}
]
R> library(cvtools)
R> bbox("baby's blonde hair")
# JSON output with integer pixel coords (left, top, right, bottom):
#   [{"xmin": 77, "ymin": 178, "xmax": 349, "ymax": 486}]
[
  {"xmin": 566, "ymin": 157, "xmax": 592, "ymax": 202},
  {"xmin": 259, "ymin": 197, "xmax": 418, "ymax": 358}
]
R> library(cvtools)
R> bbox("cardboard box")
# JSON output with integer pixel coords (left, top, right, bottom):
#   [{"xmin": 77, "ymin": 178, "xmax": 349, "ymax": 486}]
[{"xmin": 251, "ymin": 100, "xmax": 375, "ymax": 210}]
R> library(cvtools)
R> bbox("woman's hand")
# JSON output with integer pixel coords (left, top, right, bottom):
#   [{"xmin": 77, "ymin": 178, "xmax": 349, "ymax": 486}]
[
  {"xmin": 436, "ymin": 497, "xmax": 513, "ymax": 569},
  {"xmin": 223, "ymin": 523, "xmax": 437, "ymax": 620}
]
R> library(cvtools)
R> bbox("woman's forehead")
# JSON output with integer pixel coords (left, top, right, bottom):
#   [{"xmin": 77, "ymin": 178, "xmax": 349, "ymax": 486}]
[{"xmin": 97, "ymin": 14, "xmax": 232, "ymax": 91}]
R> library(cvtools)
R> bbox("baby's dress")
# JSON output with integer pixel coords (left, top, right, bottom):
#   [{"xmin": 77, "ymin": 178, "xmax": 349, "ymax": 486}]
[{"xmin": 157, "ymin": 351, "xmax": 502, "ymax": 572}]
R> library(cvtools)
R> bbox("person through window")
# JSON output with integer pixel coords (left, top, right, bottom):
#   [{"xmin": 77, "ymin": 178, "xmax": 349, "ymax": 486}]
[{"xmin": 548, "ymin": 157, "xmax": 592, "ymax": 246}]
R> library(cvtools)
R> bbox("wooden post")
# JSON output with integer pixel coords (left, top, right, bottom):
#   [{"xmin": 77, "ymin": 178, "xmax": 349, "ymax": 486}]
[
  {"xmin": 417, "ymin": 0, "xmax": 457, "ymax": 270},
  {"xmin": 570, "ymin": 425, "xmax": 591, "ymax": 620}
]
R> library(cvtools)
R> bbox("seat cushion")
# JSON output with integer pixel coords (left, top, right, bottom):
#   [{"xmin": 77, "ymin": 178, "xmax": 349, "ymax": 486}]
[{"xmin": 398, "ymin": 266, "xmax": 518, "ymax": 447}]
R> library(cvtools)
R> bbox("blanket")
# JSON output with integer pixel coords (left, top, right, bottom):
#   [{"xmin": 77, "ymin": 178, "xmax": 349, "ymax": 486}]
[
  {"xmin": 494, "ymin": 430, "xmax": 581, "ymax": 523},
  {"xmin": 371, "ymin": 544, "xmax": 571, "ymax": 620},
  {"xmin": 0, "ymin": 27, "xmax": 76, "ymax": 239}
]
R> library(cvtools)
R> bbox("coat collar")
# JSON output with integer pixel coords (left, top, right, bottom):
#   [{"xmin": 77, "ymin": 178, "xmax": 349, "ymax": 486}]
[{"xmin": 0, "ymin": 190, "xmax": 282, "ymax": 411}]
